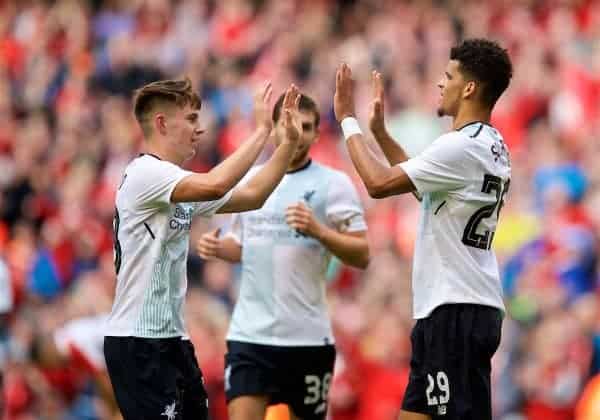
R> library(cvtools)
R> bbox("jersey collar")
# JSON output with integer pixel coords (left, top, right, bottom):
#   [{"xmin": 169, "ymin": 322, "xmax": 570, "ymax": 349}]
[
  {"xmin": 286, "ymin": 159, "xmax": 312, "ymax": 174},
  {"xmin": 138, "ymin": 153, "xmax": 163, "ymax": 161}
]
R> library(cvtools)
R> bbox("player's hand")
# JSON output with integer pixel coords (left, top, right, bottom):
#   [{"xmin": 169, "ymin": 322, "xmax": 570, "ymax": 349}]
[
  {"xmin": 286, "ymin": 202, "xmax": 322, "ymax": 238},
  {"xmin": 334, "ymin": 63, "xmax": 356, "ymax": 122},
  {"xmin": 281, "ymin": 84, "xmax": 301, "ymax": 145},
  {"xmin": 196, "ymin": 228, "xmax": 221, "ymax": 259},
  {"xmin": 368, "ymin": 70, "xmax": 387, "ymax": 136},
  {"xmin": 253, "ymin": 81, "xmax": 274, "ymax": 132}
]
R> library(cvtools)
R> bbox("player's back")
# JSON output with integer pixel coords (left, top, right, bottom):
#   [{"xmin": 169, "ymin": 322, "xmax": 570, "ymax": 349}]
[{"xmin": 401, "ymin": 122, "xmax": 511, "ymax": 319}]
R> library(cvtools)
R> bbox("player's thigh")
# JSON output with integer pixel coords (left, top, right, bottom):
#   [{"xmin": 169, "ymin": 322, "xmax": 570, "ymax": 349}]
[
  {"xmin": 468, "ymin": 306, "xmax": 502, "ymax": 419},
  {"xmin": 402, "ymin": 305, "xmax": 501, "ymax": 420},
  {"xmin": 179, "ymin": 340, "xmax": 209, "ymax": 420},
  {"xmin": 398, "ymin": 409, "xmax": 431, "ymax": 420},
  {"xmin": 284, "ymin": 345, "xmax": 336, "ymax": 420},
  {"xmin": 104, "ymin": 336, "xmax": 182, "ymax": 420},
  {"xmin": 224, "ymin": 341, "xmax": 279, "ymax": 404},
  {"xmin": 228, "ymin": 395, "xmax": 270, "ymax": 420}
]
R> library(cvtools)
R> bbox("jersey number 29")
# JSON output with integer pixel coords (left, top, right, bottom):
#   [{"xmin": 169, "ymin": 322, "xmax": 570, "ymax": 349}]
[{"xmin": 462, "ymin": 174, "xmax": 510, "ymax": 250}]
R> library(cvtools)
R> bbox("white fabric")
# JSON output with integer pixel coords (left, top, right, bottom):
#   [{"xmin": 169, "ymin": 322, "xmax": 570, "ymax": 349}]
[
  {"xmin": 0, "ymin": 259, "xmax": 12, "ymax": 314},
  {"xmin": 340, "ymin": 117, "xmax": 363, "ymax": 140},
  {"xmin": 226, "ymin": 162, "xmax": 366, "ymax": 346},
  {"xmin": 399, "ymin": 122, "xmax": 510, "ymax": 319},
  {"xmin": 105, "ymin": 155, "xmax": 232, "ymax": 337},
  {"xmin": 54, "ymin": 314, "xmax": 109, "ymax": 371}
]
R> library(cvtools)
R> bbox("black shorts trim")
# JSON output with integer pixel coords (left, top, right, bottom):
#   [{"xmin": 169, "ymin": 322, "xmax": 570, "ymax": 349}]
[
  {"xmin": 225, "ymin": 340, "xmax": 336, "ymax": 420},
  {"xmin": 104, "ymin": 336, "xmax": 208, "ymax": 420},
  {"xmin": 401, "ymin": 304, "xmax": 502, "ymax": 419}
]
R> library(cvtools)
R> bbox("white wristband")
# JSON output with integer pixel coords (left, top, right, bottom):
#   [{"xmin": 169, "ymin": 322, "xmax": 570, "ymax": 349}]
[{"xmin": 341, "ymin": 117, "xmax": 362, "ymax": 140}]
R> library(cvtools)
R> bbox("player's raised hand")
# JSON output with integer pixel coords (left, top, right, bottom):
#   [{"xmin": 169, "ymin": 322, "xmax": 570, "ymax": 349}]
[
  {"xmin": 196, "ymin": 228, "xmax": 221, "ymax": 259},
  {"xmin": 253, "ymin": 81, "xmax": 274, "ymax": 132},
  {"xmin": 286, "ymin": 202, "xmax": 321, "ymax": 238},
  {"xmin": 334, "ymin": 63, "xmax": 356, "ymax": 122},
  {"xmin": 281, "ymin": 84, "xmax": 301, "ymax": 144},
  {"xmin": 369, "ymin": 70, "xmax": 387, "ymax": 136}
]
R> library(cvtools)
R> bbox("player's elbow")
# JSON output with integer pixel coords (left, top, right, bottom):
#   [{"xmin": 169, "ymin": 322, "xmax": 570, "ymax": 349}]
[
  {"xmin": 240, "ymin": 186, "xmax": 267, "ymax": 211},
  {"xmin": 356, "ymin": 253, "xmax": 370, "ymax": 269},
  {"xmin": 209, "ymin": 181, "xmax": 230, "ymax": 199},
  {"xmin": 366, "ymin": 182, "xmax": 389, "ymax": 199}
]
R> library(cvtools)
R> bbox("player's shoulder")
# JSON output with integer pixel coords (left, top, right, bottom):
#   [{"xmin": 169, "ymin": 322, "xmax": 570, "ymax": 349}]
[{"xmin": 126, "ymin": 154, "xmax": 177, "ymax": 174}]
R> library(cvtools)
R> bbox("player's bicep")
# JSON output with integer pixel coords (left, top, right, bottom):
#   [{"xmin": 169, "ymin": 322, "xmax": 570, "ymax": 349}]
[
  {"xmin": 215, "ymin": 187, "xmax": 255, "ymax": 213},
  {"xmin": 171, "ymin": 173, "xmax": 229, "ymax": 203}
]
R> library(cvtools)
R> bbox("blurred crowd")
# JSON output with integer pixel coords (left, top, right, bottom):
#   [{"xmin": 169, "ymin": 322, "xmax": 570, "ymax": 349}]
[{"xmin": 0, "ymin": 0, "xmax": 600, "ymax": 419}]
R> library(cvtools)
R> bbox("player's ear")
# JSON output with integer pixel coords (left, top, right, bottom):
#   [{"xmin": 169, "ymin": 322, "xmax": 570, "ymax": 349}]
[
  {"xmin": 463, "ymin": 80, "xmax": 477, "ymax": 100},
  {"xmin": 155, "ymin": 113, "xmax": 168, "ymax": 135}
]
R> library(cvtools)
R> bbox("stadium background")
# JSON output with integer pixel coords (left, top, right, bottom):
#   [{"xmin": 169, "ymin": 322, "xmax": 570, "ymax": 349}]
[{"xmin": 0, "ymin": 0, "xmax": 599, "ymax": 419}]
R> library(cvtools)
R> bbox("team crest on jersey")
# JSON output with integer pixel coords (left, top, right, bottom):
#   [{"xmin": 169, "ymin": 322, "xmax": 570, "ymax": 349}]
[
  {"xmin": 161, "ymin": 401, "xmax": 178, "ymax": 420},
  {"xmin": 303, "ymin": 190, "xmax": 316, "ymax": 203}
]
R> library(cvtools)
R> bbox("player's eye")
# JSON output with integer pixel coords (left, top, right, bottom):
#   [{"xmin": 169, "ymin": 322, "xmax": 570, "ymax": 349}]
[{"xmin": 302, "ymin": 123, "xmax": 312, "ymax": 132}]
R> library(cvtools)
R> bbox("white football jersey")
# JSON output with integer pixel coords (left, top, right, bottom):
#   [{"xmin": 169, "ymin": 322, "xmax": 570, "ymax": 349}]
[
  {"xmin": 399, "ymin": 122, "xmax": 510, "ymax": 319},
  {"xmin": 226, "ymin": 161, "xmax": 367, "ymax": 346},
  {"xmin": 105, "ymin": 154, "xmax": 232, "ymax": 338}
]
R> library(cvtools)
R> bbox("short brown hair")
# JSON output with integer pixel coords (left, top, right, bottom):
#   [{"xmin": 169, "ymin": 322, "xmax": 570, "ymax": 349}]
[
  {"xmin": 133, "ymin": 78, "xmax": 201, "ymax": 137},
  {"xmin": 272, "ymin": 93, "xmax": 320, "ymax": 127}
]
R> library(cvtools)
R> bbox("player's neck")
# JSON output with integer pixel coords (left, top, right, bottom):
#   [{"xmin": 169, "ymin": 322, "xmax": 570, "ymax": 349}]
[
  {"xmin": 143, "ymin": 139, "xmax": 183, "ymax": 166},
  {"xmin": 287, "ymin": 156, "xmax": 311, "ymax": 173},
  {"xmin": 452, "ymin": 106, "xmax": 491, "ymax": 131}
]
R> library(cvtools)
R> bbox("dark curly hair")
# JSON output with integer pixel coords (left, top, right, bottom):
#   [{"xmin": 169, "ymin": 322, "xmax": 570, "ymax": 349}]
[{"xmin": 450, "ymin": 39, "xmax": 513, "ymax": 108}]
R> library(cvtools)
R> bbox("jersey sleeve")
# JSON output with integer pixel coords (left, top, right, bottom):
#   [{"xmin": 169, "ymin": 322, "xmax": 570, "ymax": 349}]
[
  {"xmin": 130, "ymin": 158, "xmax": 194, "ymax": 210},
  {"xmin": 398, "ymin": 133, "xmax": 473, "ymax": 194},
  {"xmin": 326, "ymin": 173, "xmax": 367, "ymax": 233}
]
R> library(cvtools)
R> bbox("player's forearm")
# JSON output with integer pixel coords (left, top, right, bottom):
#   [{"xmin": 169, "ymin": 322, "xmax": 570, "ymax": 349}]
[
  {"xmin": 372, "ymin": 127, "xmax": 409, "ymax": 165},
  {"xmin": 216, "ymin": 238, "xmax": 242, "ymax": 263},
  {"xmin": 242, "ymin": 140, "xmax": 296, "ymax": 208},
  {"xmin": 315, "ymin": 227, "xmax": 369, "ymax": 269},
  {"xmin": 208, "ymin": 126, "xmax": 270, "ymax": 191},
  {"xmin": 345, "ymin": 134, "xmax": 396, "ymax": 198}
]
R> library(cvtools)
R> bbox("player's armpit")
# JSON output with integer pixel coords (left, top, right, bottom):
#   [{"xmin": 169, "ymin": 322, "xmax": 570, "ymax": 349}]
[
  {"xmin": 367, "ymin": 165, "xmax": 416, "ymax": 198},
  {"xmin": 171, "ymin": 173, "xmax": 229, "ymax": 203}
]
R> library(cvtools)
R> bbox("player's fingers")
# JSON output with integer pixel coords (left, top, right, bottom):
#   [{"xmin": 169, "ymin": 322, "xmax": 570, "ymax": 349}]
[
  {"xmin": 375, "ymin": 72, "xmax": 384, "ymax": 101},
  {"xmin": 283, "ymin": 109, "xmax": 292, "ymax": 126},
  {"xmin": 262, "ymin": 81, "xmax": 272, "ymax": 100},
  {"xmin": 282, "ymin": 86, "xmax": 293, "ymax": 109},
  {"xmin": 264, "ymin": 84, "xmax": 273, "ymax": 104},
  {"xmin": 374, "ymin": 99, "xmax": 382, "ymax": 115}
]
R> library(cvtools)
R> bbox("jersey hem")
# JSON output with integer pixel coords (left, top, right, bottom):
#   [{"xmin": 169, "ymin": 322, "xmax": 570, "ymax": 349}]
[
  {"xmin": 413, "ymin": 300, "xmax": 505, "ymax": 320},
  {"xmin": 225, "ymin": 335, "xmax": 336, "ymax": 347}
]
